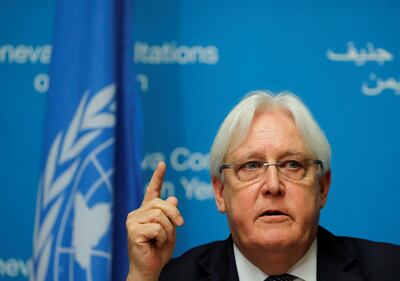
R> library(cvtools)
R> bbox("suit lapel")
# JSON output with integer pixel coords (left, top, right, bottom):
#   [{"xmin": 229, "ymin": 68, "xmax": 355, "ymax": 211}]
[
  {"xmin": 195, "ymin": 228, "xmax": 366, "ymax": 281},
  {"xmin": 198, "ymin": 236, "xmax": 240, "ymax": 281},
  {"xmin": 317, "ymin": 226, "xmax": 365, "ymax": 281}
]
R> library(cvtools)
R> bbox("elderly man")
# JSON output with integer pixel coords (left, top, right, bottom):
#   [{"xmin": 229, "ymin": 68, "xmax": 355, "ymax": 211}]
[{"xmin": 126, "ymin": 91, "xmax": 400, "ymax": 281}]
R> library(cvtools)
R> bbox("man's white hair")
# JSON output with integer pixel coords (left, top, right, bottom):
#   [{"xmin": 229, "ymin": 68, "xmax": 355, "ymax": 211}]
[{"xmin": 210, "ymin": 90, "xmax": 331, "ymax": 179}]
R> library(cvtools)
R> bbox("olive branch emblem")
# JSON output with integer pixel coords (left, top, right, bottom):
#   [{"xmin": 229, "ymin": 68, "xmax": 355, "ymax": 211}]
[{"xmin": 32, "ymin": 84, "xmax": 116, "ymax": 281}]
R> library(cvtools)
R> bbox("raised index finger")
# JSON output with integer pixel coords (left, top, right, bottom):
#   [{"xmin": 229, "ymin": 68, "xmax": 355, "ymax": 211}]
[{"xmin": 142, "ymin": 162, "xmax": 166, "ymax": 205}]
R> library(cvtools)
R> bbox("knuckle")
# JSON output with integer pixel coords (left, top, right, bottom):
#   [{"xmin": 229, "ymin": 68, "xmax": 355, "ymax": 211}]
[
  {"xmin": 152, "ymin": 197, "xmax": 163, "ymax": 205},
  {"xmin": 126, "ymin": 225, "xmax": 138, "ymax": 239},
  {"xmin": 146, "ymin": 198, "xmax": 160, "ymax": 208},
  {"xmin": 165, "ymin": 224, "xmax": 173, "ymax": 234},
  {"xmin": 126, "ymin": 211, "xmax": 141, "ymax": 224},
  {"xmin": 154, "ymin": 223, "xmax": 164, "ymax": 233},
  {"xmin": 127, "ymin": 210, "xmax": 139, "ymax": 220},
  {"xmin": 133, "ymin": 236, "xmax": 144, "ymax": 245},
  {"xmin": 126, "ymin": 219, "xmax": 138, "ymax": 230},
  {"xmin": 125, "ymin": 217, "xmax": 135, "ymax": 228},
  {"xmin": 153, "ymin": 208, "xmax": 163, "ymax": 217}
]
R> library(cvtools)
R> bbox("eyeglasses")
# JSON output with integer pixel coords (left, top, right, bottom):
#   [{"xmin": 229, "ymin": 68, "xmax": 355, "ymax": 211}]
[{"xmin": 219, "ymin": 158, "xmax": 323, "ymax": 182}]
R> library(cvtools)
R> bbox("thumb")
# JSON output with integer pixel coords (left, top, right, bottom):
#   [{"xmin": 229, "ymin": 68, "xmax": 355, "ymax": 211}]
[
  {"xmin": 166, "ymin": 196, "xmax": 184, "ymax": 226},
  {"xmin": 166, "ymin": 196, "xmax": 178, "ymax": 207}
]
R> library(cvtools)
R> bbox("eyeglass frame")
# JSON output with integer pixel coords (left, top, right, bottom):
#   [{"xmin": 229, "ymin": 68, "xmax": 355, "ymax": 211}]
[{"xmin": 219, "ymin": 159, "xmax": 323, "ymax": 182}]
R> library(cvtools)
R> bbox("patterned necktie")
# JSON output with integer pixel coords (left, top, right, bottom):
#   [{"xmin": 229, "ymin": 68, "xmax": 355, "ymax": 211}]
[{"xmin": 265, "ymin": 273, "xmax": 296, "ymax": 281}]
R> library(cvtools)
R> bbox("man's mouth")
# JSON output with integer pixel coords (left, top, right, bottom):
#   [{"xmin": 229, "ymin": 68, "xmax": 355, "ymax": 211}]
[{"xmin": 260, "ymin": 210, "xmax": 287, "ymax": 217}]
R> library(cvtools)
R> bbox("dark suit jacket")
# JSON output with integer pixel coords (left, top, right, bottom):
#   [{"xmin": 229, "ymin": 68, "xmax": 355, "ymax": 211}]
[{"xmin": 159, "ymin": 226, "xmax": 400, "ymax": 281}]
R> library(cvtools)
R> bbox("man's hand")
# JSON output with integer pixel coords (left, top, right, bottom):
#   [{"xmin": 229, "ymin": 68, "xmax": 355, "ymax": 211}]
[{"xmin": 126, "ymin": 162, "xmax": 184, "ymax": 281}]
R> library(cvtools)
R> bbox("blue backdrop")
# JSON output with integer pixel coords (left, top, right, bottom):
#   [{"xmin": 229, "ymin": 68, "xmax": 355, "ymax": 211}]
[{"xmin": 1, "ymin": 0, "xmax": 399, "ymax": 280}]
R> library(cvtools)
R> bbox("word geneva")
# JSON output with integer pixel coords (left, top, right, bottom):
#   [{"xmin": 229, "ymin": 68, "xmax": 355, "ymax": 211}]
[
  {"xmin": 0, "ymin": 258, "xmax": 31, "ymax": 278},
  {"xmin": 134, "ymin": 41, "xmax": 219, "ymax": 65},
  {"xmin": 326, "ymin": 42, "xmax": 393, "ymax": 66},
  {"xmin": 0, "ymin": 44, "xmax": 51, "ymax": 64}
]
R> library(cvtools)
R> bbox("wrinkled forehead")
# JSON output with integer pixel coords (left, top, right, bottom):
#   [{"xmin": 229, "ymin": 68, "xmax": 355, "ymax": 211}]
[{"xmin": 226, "ymin": 107, "xmax": 310, "ymax": 160}]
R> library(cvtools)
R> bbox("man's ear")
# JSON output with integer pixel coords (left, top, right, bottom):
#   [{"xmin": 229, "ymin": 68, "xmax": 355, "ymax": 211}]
[
  {"xmin": 319, "ymin": 170, "xmax": 331, "ymax": 209},
  {"xmin": 212, "ymin": 176, "xmax": 226, "ymax": 213}
]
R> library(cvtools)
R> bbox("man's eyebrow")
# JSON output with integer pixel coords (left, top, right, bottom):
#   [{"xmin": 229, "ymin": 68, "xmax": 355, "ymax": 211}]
[
  {"xmin": 246, "ymin": 150, "xmax": 306, "ymax": 159},
  {"xmin": 231, "ymin": 149, "xmax": 307, "ymax": 162},
  {"xmin": 234, "ymin": 151, "xmax": 266, "ymax": 162},
  {"xmin": 279, "ymin": 150, "xmax": 307, "ymax": 158}
]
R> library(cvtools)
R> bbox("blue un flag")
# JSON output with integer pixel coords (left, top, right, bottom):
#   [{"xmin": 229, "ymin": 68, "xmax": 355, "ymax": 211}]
[{"xmin": 31, "ymin": 0, "xmax": 143, "ymax": 280}]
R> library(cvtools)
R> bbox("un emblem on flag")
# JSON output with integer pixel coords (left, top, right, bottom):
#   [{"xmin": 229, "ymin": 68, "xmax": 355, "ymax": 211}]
[
  {"xmin": 57, "ymin": 138, "xmax": 114, "ymax": 280},
  {"xmin": 32, "ymin": 85, "xmax": 116, "ymax": 281}
]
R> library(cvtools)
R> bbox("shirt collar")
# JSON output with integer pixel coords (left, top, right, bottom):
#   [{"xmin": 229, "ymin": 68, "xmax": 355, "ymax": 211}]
[{"xmin": 233, "ymin": 239, "xmax": 317, "ymax": 281}]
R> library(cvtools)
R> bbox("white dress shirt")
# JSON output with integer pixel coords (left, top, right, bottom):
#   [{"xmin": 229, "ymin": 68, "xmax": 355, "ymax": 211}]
[{"xmin": 233, "ymin": 239, "xmax": 317, "ymax": 281}]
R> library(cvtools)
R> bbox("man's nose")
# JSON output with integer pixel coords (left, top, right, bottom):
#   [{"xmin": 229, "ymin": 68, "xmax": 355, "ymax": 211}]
[{"xmin": 261, "ymin": 164, "xmax": 283, "ymax": 196}]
